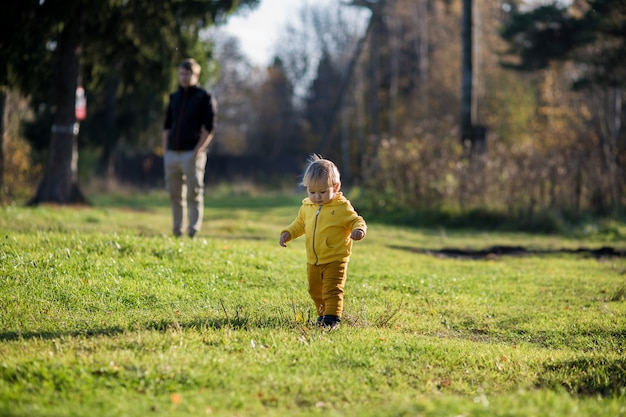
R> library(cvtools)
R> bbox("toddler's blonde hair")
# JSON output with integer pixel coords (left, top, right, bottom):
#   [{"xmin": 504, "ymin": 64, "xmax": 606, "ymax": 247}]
[{"xmin": 301, "ymin": 154, "xmax": 341, "ymax": 188}]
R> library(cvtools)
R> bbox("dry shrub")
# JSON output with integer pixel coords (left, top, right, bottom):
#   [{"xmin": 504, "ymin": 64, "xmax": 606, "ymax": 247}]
[
  {"xmin": 362, "ymin": 128, "xmax": 623, "ymax": 221},
  {"xmin": 2, "ymin": 134, "xmax": 40, "ymax": 204},
  {"xmin": 362, "ymin": 134, "xmax": 463, "ymax": 213},
  {"xmin": 2, "ymin": 91, "xmax": 40, "ymax": 204}
]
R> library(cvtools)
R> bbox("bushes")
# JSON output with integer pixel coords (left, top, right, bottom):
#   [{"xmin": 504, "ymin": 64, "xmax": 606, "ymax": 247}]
[{"xmin": 357, "ymin": 132, "xmax": 625, "ymax": 233}]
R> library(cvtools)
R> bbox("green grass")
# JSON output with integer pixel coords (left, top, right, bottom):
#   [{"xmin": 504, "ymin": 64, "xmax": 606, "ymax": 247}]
[{"xmin": 0, "ymin": 190, "xmax": 625, "ymax": 416}]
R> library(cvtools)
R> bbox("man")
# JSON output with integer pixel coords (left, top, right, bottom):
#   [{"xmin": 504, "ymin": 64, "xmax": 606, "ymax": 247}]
[{"xmin": 163, "ymin": 58, "xmax": 216, "ymax": 237}]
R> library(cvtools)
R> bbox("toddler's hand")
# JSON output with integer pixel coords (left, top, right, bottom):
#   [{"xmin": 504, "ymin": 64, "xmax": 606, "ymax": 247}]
[
  {"xmin": 351, "ymin": 229, "xmax": 365, "ymax": 241},
  {"xmin": 279, "ymin": 232, "xmax": 291, "ymax": 247}
]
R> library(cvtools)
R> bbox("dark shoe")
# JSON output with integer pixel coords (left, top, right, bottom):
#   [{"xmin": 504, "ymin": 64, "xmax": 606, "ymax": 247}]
[
  {"xmin": 188, "ymin": 230, "xmax": 196, "ymax": 238},
  {"xmin": 315, "ymin": 316, "xmax": 323, "ymax": 327},
  {"xmin": 322, "ymin": 315, "xmax": 341, "ymax": 330}
]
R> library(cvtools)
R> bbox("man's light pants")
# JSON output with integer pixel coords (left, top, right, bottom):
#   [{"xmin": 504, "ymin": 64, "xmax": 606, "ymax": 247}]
[{"xmin": 164, "ymin": 150, "xmax": 206, "ymax": 237}]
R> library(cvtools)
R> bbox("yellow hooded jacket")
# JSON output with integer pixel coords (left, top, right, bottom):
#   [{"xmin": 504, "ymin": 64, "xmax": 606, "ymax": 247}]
[{"xmin": 282, "ymin": 192, "xmax": 367, "ymax": 265}]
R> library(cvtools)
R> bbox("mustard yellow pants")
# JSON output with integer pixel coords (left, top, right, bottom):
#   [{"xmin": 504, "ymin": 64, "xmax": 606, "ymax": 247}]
[{"xmin": 307, "ymin": 261, "xmax": 348, "ymax": 317}]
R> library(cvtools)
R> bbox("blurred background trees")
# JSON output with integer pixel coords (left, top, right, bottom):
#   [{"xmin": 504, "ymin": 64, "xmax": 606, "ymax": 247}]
[
  {"xmin": 1, "ymin": 0, "xmax": 259, "ymax": 204},
  {"xmin": 1, "ymin": 0, "xmax": 624, "ymax": 229}
]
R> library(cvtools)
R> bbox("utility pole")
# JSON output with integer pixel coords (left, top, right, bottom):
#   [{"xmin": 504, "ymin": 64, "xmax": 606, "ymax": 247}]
[
  {"xmin": 461, "ymin": 0, "xmax": 486, "ymax": 154},
  {"xmin": 461, "ymin": 0, "xmax": 473, "ymax": 146}
]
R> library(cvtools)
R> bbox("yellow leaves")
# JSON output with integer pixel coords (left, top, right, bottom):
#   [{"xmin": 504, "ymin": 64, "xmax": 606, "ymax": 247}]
[
  {"xmin": 257, "ymin": 392, "xmax": 279, "ymax": 407},
  {"xmin": 169, "ymin": 392, "xmax": 215, "ymax": 414},
  {"xmin": 437, "ymin": 379, "xmax": 451, "ymax": 388}
]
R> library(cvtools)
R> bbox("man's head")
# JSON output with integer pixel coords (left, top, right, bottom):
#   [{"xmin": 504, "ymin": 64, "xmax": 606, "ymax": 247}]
[{"xmin": 178, "ymin": 58, "xmax": 201, "ymax": 89}]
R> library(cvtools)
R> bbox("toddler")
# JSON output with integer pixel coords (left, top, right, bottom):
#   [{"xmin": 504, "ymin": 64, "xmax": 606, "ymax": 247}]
[{"xmin": 279, "ymin": 155, "xmax": 367, "ymax": 329}]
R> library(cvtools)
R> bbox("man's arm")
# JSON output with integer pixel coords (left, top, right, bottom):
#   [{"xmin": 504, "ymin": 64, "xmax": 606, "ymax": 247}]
[
  {"xmin": 194, "ymin": 93, "xmax": 216, "ymax": 157},
  {"xmin": 193, "ymin": 128, "xmax": 213, "ymax": 158},
  {"xmin": 162, "ymin": 130, "xmax": 169, "ymax": 154},
  {"xmin": 163, "ymin": 95, "xmax": 173, "ymax": 154}
]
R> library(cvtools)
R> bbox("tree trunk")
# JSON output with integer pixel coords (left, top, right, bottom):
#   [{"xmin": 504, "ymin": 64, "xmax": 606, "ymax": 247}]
[
  {"xmin": 388, "ymin": 14, "xmax": 399, "ymax": 138},
  {"xmin": 98, "ymin": 71, "xmax": 121, "ymax": 190},
  {"xmin": 369, "ymin": 2, "xmax": 380, "ymax": 147},
  {"xmin": 29, "ymin": 12, "xmax": 87, "ymax": 205},
  {"xmin": 413, "ymin": 0, "xmax": 429, "ymax": 116},
  {"xmin": 599, "ymin": 88, "xmax": 622, "ymax": 211},
  {"xmin": 0, "ymin": 89, "xmax": 5, "ymax": 204}
]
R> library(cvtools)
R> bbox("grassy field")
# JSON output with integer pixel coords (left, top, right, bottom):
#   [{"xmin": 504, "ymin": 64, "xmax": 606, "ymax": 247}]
[{"xmin": 0, "ymin": 190, "xmax": 625, "ymax": 417}]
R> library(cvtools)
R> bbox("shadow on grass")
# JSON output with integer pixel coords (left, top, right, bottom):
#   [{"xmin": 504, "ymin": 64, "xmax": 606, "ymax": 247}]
[
  {"xmin": 536, "ymin": 357, "xmax": 626, "ymax": 397},
  {"xmin": 459, "ymin": 327, "xmax": 626, "ymax": 350},
  {"xmin": 0, "ymin": 316, "xmax": 298, "ymax": 342},
  {"xmin": 0, "ymin": 327, "xmax": 127, "ymax": 342},
  {"xmin": 145, "ymin": 316, "xmax": 261, "ymax": 331},
  {"xmin": 390, "ymin": 244, "xmax": 626, "ymax": 260},
  {"xmin": 91, "ymin": 191, "xmax": 302, "ymax": 210}
]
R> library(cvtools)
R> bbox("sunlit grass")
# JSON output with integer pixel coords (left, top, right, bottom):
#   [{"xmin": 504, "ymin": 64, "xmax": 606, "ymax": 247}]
[{"xmin": 0, "ymin": 191, "xmax": 625, "ymax": 416}]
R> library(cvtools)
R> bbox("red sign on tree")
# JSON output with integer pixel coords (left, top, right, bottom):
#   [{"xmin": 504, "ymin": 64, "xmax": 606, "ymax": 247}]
[{"xmin": 75, "ymin": 86, "xmax": 87, "ymax": 121}]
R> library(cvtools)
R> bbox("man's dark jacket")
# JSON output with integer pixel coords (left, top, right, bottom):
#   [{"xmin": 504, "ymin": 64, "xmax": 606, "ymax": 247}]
[{"xmin": 164, "ymin": 85, "xmax": 215, "ymax": 151}]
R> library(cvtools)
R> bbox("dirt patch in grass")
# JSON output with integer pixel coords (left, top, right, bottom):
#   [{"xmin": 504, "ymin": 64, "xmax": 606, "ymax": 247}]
[{"xmin": 390, "ymin": 245, "xmax": 626, "ymax": 260}]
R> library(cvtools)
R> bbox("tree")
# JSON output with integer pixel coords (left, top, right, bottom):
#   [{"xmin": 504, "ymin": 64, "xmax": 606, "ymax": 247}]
[
  {"xmin": 501, "ymin": 0, "xmax": 626, "ymax": 212},
  {"xmin": 305, "ymin": 52, "xmax": 342, "ymax": 155},
  {"xmin": 1, "ymin": 0, "xmax": 259, "ymax": 205},
  {"xmin": 273, "ymin": 1, "xmax": 370, "ymax": 173},
  {"xmin": 500, "ymin": 0, "xmax": 626, "ymax": 88},
  {"xmin": 205, "ymin": 30, "xmax": 258, "ymax": 156},
  {"xmin": 32, "ymin": 6, "xmax": 85, "ymax": 204},
  {"xmin": 0, "ymin": 88, "xmax": 5, "ymax": 201},
  {"xmin": 250, "ymin": 58, "xmax": 299, "ymax": 159}
]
